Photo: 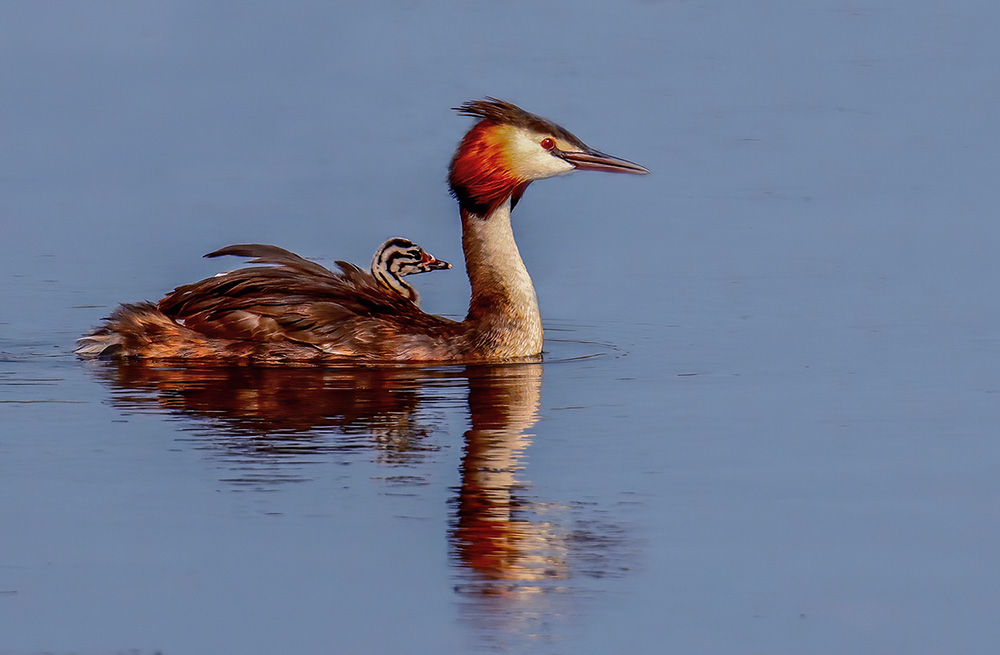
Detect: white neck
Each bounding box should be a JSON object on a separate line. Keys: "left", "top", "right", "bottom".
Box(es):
{"left": 462, "top": 199, "right": 543, "bottom": 358}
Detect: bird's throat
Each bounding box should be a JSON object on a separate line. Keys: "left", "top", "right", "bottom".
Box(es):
{"left": 462, "top": 200, "right": 543, "bottom": 358}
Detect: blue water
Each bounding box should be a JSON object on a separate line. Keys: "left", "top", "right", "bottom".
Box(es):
{"left": 3, "top": 1, "right": 1000, "bottom": 653}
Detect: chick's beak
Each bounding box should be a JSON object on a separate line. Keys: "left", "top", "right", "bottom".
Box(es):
{"left": 559, "top": 146, "right": 649, "bottom": 175}
{"left": 419, "top": 251, "right": 452, "bottom": 272}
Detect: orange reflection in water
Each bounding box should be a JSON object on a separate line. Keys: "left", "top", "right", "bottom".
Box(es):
{"left": 453, "top": 364, "right": 569, "bottom": 590}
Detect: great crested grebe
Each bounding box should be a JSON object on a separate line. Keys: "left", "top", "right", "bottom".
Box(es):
{"left": 77, "top": 98, "right": 647, "bottom": 363}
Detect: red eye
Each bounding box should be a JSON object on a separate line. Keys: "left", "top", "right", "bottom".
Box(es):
{"left": 540, "top": 138, "right": 555, "bottom": 150}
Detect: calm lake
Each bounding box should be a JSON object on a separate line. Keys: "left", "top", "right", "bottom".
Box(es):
{"left": 3, "top": 2, "right": 1000, "bottom": 653}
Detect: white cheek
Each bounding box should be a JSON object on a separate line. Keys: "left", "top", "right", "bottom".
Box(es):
{"left": 534, "top": 154, "right": 575, "bottom": 179}
{"left": 509, "top": 131, "right": 575, "bottom": 180}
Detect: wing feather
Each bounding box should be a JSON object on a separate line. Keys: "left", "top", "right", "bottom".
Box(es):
{"left": 156, "top": 244, "right": 462, "bottom": 358}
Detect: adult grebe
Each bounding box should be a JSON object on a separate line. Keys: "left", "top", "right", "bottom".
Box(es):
{"left": 77, "top": 98, "right": 647, "bottom": 363}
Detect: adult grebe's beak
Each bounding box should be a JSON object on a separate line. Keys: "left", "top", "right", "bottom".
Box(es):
{"left": 559, "top": 146, "right": 649, "bottom": 175}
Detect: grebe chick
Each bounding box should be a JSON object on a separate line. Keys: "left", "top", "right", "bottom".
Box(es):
{"left": 207, "top": 238, "right": 450, "bottom": 307}
{"left": 370, "top": 237, "right": 451, "bottom": 307}
{"left": 77, "top": 98, "right": 647, "bottom": 363}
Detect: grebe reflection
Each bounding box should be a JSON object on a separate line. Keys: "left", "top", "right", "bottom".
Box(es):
{"left": 87, "top": 360, "right": 634, "bottom": 643}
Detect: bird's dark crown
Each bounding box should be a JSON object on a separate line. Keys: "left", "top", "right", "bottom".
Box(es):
{"left": 454, "top": 97, "right": 586, "bottom": 149}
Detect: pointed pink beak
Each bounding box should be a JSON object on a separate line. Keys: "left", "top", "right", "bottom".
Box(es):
{"left": 559, "top": 147, "right": 649, "bottom": 175}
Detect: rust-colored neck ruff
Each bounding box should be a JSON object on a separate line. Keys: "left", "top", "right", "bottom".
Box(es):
{"left": 461, "top": 199, "right": 543, "bottom": 359}
{"left": 449, "top": 122, "right": 529, "bottom": 217}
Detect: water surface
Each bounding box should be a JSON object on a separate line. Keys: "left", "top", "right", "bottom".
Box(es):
{"left": 3, "top": 1, "right": 1000, "bottom": 653}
